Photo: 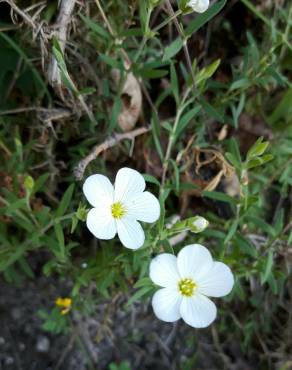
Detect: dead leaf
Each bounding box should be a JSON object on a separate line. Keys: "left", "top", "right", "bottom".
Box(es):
{"left": 217, "top": 124, "right": 228, "bottom": 141}
{"left": 111, "top": 69, "right": 142, "bottom": 132}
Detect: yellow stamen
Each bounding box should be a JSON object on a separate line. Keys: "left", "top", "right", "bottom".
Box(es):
{"left": 111, "top": 202, "right": 126, "bottom": 219}
{"left": 178, "top": 278, "right": 197, "bottom": 297}
{"left": 61, "top": 307, "right": 70, "bottom": 315}
{"left": 55, "top": 297, "right": 72, "bottom": 315}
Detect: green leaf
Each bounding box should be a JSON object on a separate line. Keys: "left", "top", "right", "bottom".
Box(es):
{"left": 126, "top": 286, "right": 153, "bottom": 307}
{"left": 203, "top": 190, "right": 237, "bottom": 205}
{"left": 151, "top": 114, "right": 164, "bottom": 161}
{"left": 32, "top": 173, "right": 50, "bottom": 194}
{"left": 170, "top": 62, "right": 179, "bottom": 104}
{"left": 79, "top": 87, "right": 96, "bottom": 95}
{"left": 249, "top": 216, "right": 276, "bottom": 237}
{"left": 246, "top": 154, "right": 273, "bottom": 169}
{"left": 134, "top": 277, "right": 153, "bottom": 289}
{"left": 196, "top": 59, "right": 221, "bottom": 86}
{"left": 18, "top": 257, "right": 35, "bottom": 278}
{"left": 261, "top": 250, "right": 274, "bottom": 284}
{"left": 230, "top": 78, "right": 250, "bottom": 90}
{"left": 235, "top": 235, "right": 258, "bottom": 258}
{"left": 99, "top": 54, "right": 124, "bottom": 69}
{"left": 143, "top": 174, "right": 160, "bottom": 186}
{"left": 200, "top": 98, "right": 225, "bottom": 123}
{"left": 169, "top": 159, "right": 180, "bottom": 192}
{"left": 224, "top": 220, "right": 239, "bottom": 244}
{"left": 109, "top": 96, "right": 122, "bottom": 132}
{"left": 52, "top": 39, "right": 78, "bottom": 94}
{"left": 163, "top": 37, "right": 184, "bottom": 61}
{"left": 227, "top": 138, "right": 242, "bottom": 169}
{"left": 79, "top": 14, "right": 110, "bottom": 39}
{"left": 56, "top": 184, "right": 75, "bottom": 218}
{"left": 268, "top": 88, "right": 292, "bottom": 125}
{"left": 247, "top": 137, "right": 269, "bottom": 159}
{"left": 138, "top": 68, "right": 169, "bottom": 79}
{"left": 185, "top": 0, "right": 227, "bottom": 36}
{"left": 54, "top": 222, "right": 65, "bottom": 255}
{"left": 175, "top": 106, "right": 200, "bottom": 138}
{"left": 231, "top": 93, "right": 245, "bottom": 128}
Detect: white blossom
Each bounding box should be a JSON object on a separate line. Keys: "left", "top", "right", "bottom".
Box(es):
{"left": 150, "top": 244, "right": 234, "bottom": 328}
{"left": 83, "top": 168, "right": 160, "bottom": 250}
{"left": 187, "top": 0, "right": 209, "bottom": 13}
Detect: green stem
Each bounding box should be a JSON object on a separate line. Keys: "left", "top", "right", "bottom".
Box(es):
{"left": 161, "top": 87, "right": 192, "bottom": 187}
{"left": 153, "top": 9, "right": 182, "bottom": 33}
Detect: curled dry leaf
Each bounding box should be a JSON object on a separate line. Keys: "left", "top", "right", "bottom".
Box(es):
{"left": 111, "top": 69, "right": 142, "bottom": 132}
{"left": 197, "top": 148, "right": 235, "bottom": 192}
{"left": 179, "top": 146, "right": 239, "bottom": 195}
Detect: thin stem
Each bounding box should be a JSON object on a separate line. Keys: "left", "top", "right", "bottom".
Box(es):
{"left": 94, "top": 0, "right": 115, "bottom": 36}
{"left": 161, "top": 87, "right": 192, "bottom": 186}
{"left": 153, "top": 9, "right": 182, "bottom": 33}
{"left": 134, "top": 9, "right": 183, "bottom": 64}
{"left": 94, "top": 0, "right": 130, "bottom": 64}
{"left": 39, "top": 213, "right": 75, "bottom": 237}
{"left": 165, "top": 0, "right": 197, "bottom": 90}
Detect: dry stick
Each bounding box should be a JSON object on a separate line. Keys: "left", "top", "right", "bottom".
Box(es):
{"left": 47, "top": 0, "right": 97, "bottom": 125}
{"left": 47, "top": 0, "right": 76, "bottom": 87}
{"left": 1, "top": 0, "right": 36, "bottom": 29}
{"left": 55, "top": 332, "right": 78, "bottom": 370}
{"left": 74, "top": 126, "right": 150, "bottom": 180}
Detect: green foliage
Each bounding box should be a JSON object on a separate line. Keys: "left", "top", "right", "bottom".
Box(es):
{"left": 0, "top": 0, "right": 291, "bottom": 368}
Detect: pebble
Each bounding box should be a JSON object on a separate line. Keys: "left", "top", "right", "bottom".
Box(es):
{"left": 11, "top": 307, "right": 21, "bottom": 320}
{"left": 36, "top": 336, "right": 50, "bottom": 353}
{"left": 5, "top": 357, "right": 14, "bottom": 366}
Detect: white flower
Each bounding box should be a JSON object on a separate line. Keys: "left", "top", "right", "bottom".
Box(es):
{"left": 149, "top": 244, "right": 234, "bottom": 328}
{"left": 187, "top": 0, "right": 209, "bottom": 13}
{"left": 83, "top": 167, "right": 160, "bottom": 250}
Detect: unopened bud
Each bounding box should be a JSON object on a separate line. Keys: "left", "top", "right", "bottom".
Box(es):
{"left": 24, "top": 175, "right": 34, "bottom": 192}
{"left": 189, "top": 216, "right": 209, "bottom": 233}
{"left": 187, "top": 0, "right": 209, "bottom": 13}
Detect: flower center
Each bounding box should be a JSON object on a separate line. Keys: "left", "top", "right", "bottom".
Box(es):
{"left": 111, "top": 202, "right": 126, "bottom": 219}
{"left": 178, "top": 278, "right": 197, "bottom": 297}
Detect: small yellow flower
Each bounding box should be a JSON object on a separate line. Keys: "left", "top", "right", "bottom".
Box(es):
{"left": 55, "top": 297, "right": 72, "bottom": 315}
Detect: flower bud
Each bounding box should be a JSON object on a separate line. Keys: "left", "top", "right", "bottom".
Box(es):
{"left": 187, "top": 0, "right": 209, "bottom": 13}
{"left": 24, "top": 175, "right": 34, "bottom": 194}
{"left": 189, "top": 216, "right": 209, "bottom": 233}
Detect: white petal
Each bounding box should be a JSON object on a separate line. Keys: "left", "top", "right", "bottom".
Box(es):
{"left": 125, "top": 191, "right": 160, "bottom": 223}
{"left": 116, "top": 217, "right": 145, "bottom": 249}
{"left": 180, "top": 294, "right": 217, "bottom": 328}
{"left": 149, "top": 254, "right": 180, "bottom": 287}
{"left": 86, "top": 207, "right": 116, "bottom": 240}
{"left": 197, "top": 262, "right": 234, "bottom": 297}
{"left": 83, "top": 174, "right": 114, "bottom": 208}
{"left": 152, "top": 288, "right": 182, "bottom": 322}
{"left": 188, "top": 0, "right": 209, "bottom": 13}
{"left": 114, "top": 167, "right": 145, "bottom": 203}
{"left": 177, "top": 244, "right": 213, "bottom": 281}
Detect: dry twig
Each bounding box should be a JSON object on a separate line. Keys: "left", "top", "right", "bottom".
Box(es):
{"left": 1, "top": 0, "right": 36, "bottom": 29}
{"left": 47, "top": 0, "right": 77, "bottom": 90}
{"left": 74, "top": 126, "right": 150, "bottom": 180}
